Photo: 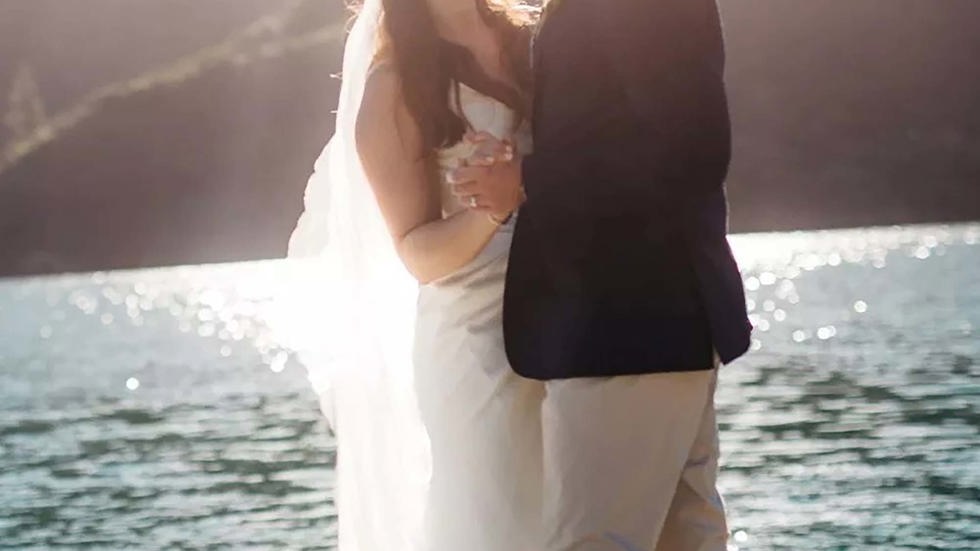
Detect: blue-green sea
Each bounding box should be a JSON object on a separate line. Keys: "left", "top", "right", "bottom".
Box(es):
{"left": 1, "top": 224, "right": 978, "bottom": 550}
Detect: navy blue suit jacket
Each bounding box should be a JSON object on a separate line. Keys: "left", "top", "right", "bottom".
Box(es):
{"left": 503, "top": 0, "right": 752, "bottom": 380}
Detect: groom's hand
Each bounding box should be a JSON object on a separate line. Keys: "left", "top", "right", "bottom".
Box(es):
{"left": 447, "top": 131, "right": 524, "bottom": 218}
{"left": 448, "top": 158, "right": 524, "bottom": 219}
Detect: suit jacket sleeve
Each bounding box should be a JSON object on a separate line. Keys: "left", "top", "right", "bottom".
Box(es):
{"left": 522, "top": 0, "right": 731, "bottom": 225}
{"left": 521, "top": 0, "right": 610, "bottom": 219}
{"left": 518, "top": 0, "right": 625, "bottom": 268}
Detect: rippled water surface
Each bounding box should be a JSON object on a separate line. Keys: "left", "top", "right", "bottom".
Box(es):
{"left": 2, "top": 224, "right": 978, "bottom": 550}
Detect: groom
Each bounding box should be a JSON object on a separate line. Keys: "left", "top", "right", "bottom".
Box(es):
{"left": 452, "top": 0, "right": 751, "bottom": 548}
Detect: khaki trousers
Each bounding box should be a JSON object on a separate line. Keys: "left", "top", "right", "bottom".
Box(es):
{"left": 540, "top": 367, "right": 726, "bottom": 551}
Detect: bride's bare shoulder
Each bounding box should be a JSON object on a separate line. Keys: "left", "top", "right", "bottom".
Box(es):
{"left": 357, "top": 59, "right": 419, "bottom": 154}
{"left": 363, "top": 49, "right": 401, "bottom": 97}
{"left": 358, "top": 62, "right": 400, "bottom": 124}
{"left": 359, "top": 57, "right": 403, "bottom": 119}
{"left": 368, "top": 47, "right": 396, "bottom": 77}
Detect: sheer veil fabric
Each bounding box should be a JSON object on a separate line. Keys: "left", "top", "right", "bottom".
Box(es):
{"left": 281, "top": 0, "right": 430, "bottom": 548}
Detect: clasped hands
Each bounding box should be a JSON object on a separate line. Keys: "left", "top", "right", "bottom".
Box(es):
{"left": 446, "top": 132, "right": 525, "bottom": 224}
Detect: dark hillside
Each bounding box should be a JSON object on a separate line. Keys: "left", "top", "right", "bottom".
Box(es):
{"left": 1, "top": 0, "right": 978, "bottom": 276}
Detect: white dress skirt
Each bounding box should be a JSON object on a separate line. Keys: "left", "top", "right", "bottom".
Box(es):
{"left": 411, "top": 84, "right": 544, "bottom": 551}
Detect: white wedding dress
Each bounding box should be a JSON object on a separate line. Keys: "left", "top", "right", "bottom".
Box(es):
{"left": 412, "top": 83, "right": 543, "bottom": 551}
{"left": 282, "top": 3, "right": 543, "bottom": 547}
{"left": 284, "top": 66, "right": 543, "bottom": 551}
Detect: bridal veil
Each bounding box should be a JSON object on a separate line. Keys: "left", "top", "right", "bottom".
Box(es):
{"left": 279, "top": 1, "right": 429, "bottom": 548}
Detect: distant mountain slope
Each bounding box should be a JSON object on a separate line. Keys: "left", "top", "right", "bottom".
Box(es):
{"left": 0, "top": 0, "right": 281, "bottom": 114}
{"left": 0, "top": 0, "right": 978, "bottom": 277}
{"left": 723, "top": 0, "right": 980, "bottom": 231}
{"left": 0, "top": 0, "right": 347, "bottom": 275}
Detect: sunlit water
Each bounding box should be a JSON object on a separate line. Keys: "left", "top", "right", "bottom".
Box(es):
{"left": 2, "top": 224, "right": 978, "bottom": 550}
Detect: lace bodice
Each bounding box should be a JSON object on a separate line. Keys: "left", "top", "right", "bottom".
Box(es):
{"left": 436, "top": 83, "right": 532, "bottom": 217}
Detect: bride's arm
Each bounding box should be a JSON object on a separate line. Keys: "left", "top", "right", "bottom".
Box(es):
{"left": 355, "top": 67, "right": 500, "bottom": 284}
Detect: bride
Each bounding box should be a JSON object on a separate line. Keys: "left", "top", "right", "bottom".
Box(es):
{"left": 286, "top": 0, "right": 543, "bottom": 549}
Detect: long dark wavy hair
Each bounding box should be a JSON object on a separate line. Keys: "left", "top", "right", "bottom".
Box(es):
{"left": 375, "top": 0, "right": 535, "bottom": 155}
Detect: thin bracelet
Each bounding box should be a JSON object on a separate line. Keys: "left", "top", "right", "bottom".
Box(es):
{"left": 488, "top": 186, "right": 524, "bottom": 226}
{"left": 488, "top": 211, "right": 513, "bottom": 226}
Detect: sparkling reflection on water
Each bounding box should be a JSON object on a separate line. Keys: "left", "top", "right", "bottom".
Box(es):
{"left": 1, "top": 224, "right": 978, "bottom": 550}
